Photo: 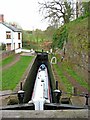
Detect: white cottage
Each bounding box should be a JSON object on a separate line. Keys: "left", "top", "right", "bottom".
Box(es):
{"left": 0, "top": 14, "right": 22, "bottom": 51}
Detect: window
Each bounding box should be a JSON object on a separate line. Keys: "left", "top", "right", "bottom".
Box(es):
{"left": 6, "top": 31, "right": 11, "bottom": 39}
{"left": 18, "top": 33, "right": 20, "bottom": 39}
{"left": 18, "top": 43, "right": 21, "bottom": 48}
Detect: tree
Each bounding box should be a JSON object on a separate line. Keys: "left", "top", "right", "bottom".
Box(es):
{"left": 82, "top": 2, "right": 90, "bottom": 16}
{"left": 33, "top": 29, "right": 45, "bottom": 42}
{"left": 75, "top": 1, "right": 90, "bottom": 19}
{"left": 39, "top": 0, "right": 73, "bottom": 26}
{"left": 76, "top": 1, "right": 84, "bottom": 18}
{"left": 76, "top": 2, "right": 79, "bottom": 18}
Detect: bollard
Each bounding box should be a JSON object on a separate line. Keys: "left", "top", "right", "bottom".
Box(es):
{"left": 85, "top": 93, "right": 89, "bottom": 106}
{"left": 53, "top": 90, "right": 62, "bottom": 103}
{"left": 17, "top": 82, "right": 25, "bottom": 104}
{"left": 18, "top": 90, "right": 25, "bottom": 104}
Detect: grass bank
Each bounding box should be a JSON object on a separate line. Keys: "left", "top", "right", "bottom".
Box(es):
{"left": 2, "top": 56, "right": 34, "bottom": 90}
{"left": 2, "top": 54, "right": 15, "bottom": 66}
{"left": 61, "top": 61, "right": 89, "bottom": 91}
{"left": 53, "top": 64, "right": 72, "bottom": 93}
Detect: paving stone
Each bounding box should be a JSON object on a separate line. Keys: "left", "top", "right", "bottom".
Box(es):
{"left": 1, "top": 109, "right": 89, "bottom": 118}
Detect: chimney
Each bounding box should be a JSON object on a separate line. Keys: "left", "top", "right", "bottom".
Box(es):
{"left": 0, "top": 14, "right": 4, "bottom": 23}
{"left": 11, "top": 23, "right": 17, "bottom": 27}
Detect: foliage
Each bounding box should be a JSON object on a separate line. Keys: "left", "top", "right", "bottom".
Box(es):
{"left": 22, "top": 41, "right": 38, "bottom": 50}
{"left": 44, "top": 26, "right": 56, "bottom": 41}
{"left": 22, "top": 29, "right": 45, "bottom": 42}
{"left": 33, "top": 29, "right": 45, "bottom": 42}
{"left": 67, "top": 16, "right": 88, "bottom": 53}
{"left": 0, "top": 43, "right": 6, "bottom": 50}
{"left": 75, "top": 1, "right": 90, "bottom": 18}
{"left": 22, "top": 27, "right": 56, "bottom": 50}
{"left": 82, "top": 2, "right": 90, "bottom": 16}
{"left": 52, "top": 25, "right": 68, "bottom": 49}
{"left": 64, "top": 2, "right": 73, "bottom": 23}
{"left": 2, "top": 56, "right": 34, "bottom": 90}
{"left": 50, "top": 13, "right": 89, "bottom": 93}
{"left": 22, "top": 29, "right": 47, "bottom": 50}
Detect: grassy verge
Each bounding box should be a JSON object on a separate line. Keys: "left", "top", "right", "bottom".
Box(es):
{"left": 53, "top": 64, "right": 72, "bottom": 93}
{"left": 2, "top": 56, "right": 34, "bottom": 90}
{"left": 51, "top": 53, "right": 89, "bottom": 92}
{"left": 2, "top": 54, "right": 15, "bottom": 66}
{"left": 54, "top": 53, "right": 89, "bottom": 91}
{"left": 62, "top": 62, "right": 89, "bottom": 91}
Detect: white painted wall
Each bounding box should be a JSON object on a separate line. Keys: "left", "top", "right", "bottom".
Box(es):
{"left": 0, "top": 23, "right": 12, "bottom": 44}
{"left": 13, "top": 32, "right": 22, "bottom": 49}
{"left": 0, "top": 23, "right": 22, "bottom": 51}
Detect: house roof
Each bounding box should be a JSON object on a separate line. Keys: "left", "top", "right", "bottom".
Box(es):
{"left": 0, "top": 22, "right": 22, "bottom": 32}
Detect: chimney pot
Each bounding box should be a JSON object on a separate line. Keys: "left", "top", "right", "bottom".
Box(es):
{"left": 0, "top": 14, "right": 4, "bottom": 23}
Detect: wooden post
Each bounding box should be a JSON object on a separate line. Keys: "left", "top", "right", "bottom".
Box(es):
{"left": 20, "top": 82, "right": 22, "bottom": 90}
{"left": 72, "top": 87, "right": 77, "bottom": 96}
{"left": 85, "top": 94, "right": 89, "bottom": 106}
{"left": 56, "top": 80, "right": 58, "bottom": 89}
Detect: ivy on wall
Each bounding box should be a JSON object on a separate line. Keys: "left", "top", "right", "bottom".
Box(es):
{"left": 52, "top": 25, "right": 68, "bottom": 49}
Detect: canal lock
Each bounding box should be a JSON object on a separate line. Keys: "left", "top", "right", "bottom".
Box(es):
{"left": 23, "top": 52, "right": 55, "bottom": 105}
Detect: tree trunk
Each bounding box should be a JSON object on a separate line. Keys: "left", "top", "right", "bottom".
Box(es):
{"left": 76, "top": 2, "right": 79, "bottom": 18}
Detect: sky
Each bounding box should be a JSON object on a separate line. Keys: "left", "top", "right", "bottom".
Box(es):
{"left": 0, "top": 0, "right": 88, "bottom": 30}
{"left": 0, "top": 0, "right": 49, "bottom": 30}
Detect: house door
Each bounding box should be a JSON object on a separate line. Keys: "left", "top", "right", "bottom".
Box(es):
{"left": 18, "top": 43, "right": 21, "bottom": 48}
{"left": 6, "top": 43, "right": 11, "bottom": 51}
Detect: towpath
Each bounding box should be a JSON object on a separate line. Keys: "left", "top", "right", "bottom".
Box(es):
{"left": 2, "top": 54, "right": 20, "bottom": 71}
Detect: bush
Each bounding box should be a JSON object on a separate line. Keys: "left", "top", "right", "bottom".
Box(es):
{"left": 22, "top": 41, "right": 38, "bottom": 50}
{"left": 0, "top": 43, "right": 6, "bottom": 50}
